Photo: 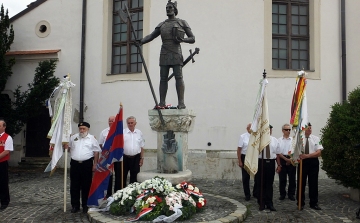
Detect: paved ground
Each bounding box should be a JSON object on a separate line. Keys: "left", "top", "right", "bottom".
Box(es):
{"left": 0, "top": 167, "right": 359, "bottom": 222}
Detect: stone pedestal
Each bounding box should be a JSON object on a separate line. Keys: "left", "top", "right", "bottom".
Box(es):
{"left": 137, "top": 109, "right": 195, "bottom": 184}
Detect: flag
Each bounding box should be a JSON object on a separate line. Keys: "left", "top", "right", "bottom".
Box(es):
{"left": 244, "top": 78, "right": 271, "bottom": 177}
{"left": 87, "top": 105, "right": 124, "bottom": 207}
{"left": 290, "top": 70, "right": 309, "bottom": 164}
{"left": 44, "top": 75, "right": 75, "bottom": 174}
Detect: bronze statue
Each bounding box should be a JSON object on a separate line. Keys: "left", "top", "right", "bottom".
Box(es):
{"left": 140, "top": 0, "right": 195, "bottom": 109}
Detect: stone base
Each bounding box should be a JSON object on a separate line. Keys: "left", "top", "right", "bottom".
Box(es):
{"left": 137, "top": 169, "right": 192, "bottom": 185}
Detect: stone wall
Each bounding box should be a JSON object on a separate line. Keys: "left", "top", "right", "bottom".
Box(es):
{"left": 140, "top": 149, "right": 329, "bottom": 180}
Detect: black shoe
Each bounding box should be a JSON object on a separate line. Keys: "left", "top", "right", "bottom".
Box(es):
{"left": 245, "top": 195, "right": 251, "bottom": 201}
{"left": 0, "top": 205, "right": 8, "bottom": 210}
{"left": 71, "top": 207, "right": 80, "bottom": 213}
{"left": 279, "top": 195, "right": 285, "bottom": 200}
{"left": 83, "top": 207, "right": 88, "bottom": 213}
{"left": 267, "top": 205, "right": 276, "bottom": 211}
{"left": 310, "top": 205, "right": 321, "bottom": 210}
{"left": 288, "top": 195, "right": 295, "bottom": 201}
{"left": 259, "top": 206, "right": 265, "bottom": 211}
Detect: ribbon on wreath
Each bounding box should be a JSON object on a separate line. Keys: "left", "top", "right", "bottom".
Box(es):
{"left": 178, "top": 182, "right": 203, "bottom": 197}
{"left": 128, "top": 206, "right": 154, "bottom": 222}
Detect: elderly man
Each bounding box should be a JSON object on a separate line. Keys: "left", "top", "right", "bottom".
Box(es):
{"left": 140, "top": 0, "right": 195, "bottom": 109}
{"left": 65, "top": 122, "right": 101, "bottom": 213}
{"left": 0, "top": 120, "right": 13, "bottom": 210}
{"left": 237, "top": 123, "right": 254, "bottom": 201}
{"left": 121, "top": 116, "right": 144, "bottom": 187}
{"left": 297, "top": 123, "right": 323, "bottom": 210}
{"left": 98, "top": 116, "right": 117, "bottom": 197}
{"left": 255, "top": 125, "right": 281, "bottom": 211}
{"left": 278, "top": 123, "right": 296, "bottom": 201}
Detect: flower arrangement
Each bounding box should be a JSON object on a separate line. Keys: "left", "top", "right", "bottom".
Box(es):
{"left": 109, "top": 182, "right": 139, "bottom": 215}
{"left": 109, "top": 176, "right": 206, "bottom": 222}
{"left": 175, "top": 181, "right": 206, "bottom": 211}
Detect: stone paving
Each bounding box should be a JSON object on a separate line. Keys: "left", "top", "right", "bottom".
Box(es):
{"left": 0, "top": 167, "right": 359, "bottom": 222}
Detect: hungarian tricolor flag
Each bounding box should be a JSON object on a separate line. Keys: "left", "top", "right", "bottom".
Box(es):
{"left": 87, "top": 105, "right": 124, "bottom": 207}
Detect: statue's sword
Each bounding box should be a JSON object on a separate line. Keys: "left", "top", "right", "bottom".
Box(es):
{"left": 117, "top": 6, "right": 165, "bottom": 126}
{"left": 168, "top": 47, "right": 200, "bottom": 81}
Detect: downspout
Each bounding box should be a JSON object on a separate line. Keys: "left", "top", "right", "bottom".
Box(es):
{"left": 79, "top": 0, "right": 87, "bottom": 122}
{"left": 341, "top": 0, "right": 347, "bottom": 102}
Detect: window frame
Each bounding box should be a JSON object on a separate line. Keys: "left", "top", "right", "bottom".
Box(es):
{"left": 264, "top": 0, "right": 321, "bottom": 79}
{"left": 110, "top": 0, "right": 144, "bottom": 75}
{"left": 272, "top": 0, "right": 310, "bottom": 70}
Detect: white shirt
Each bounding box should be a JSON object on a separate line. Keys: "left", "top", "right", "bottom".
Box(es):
{"left": 258, "top": 136, "right": 281, "bottom": 159}
{"left": 304, "top": 135, "right": 324, "bottom": 154}
{"left": 238, "top": 132, "right": 250, "bottom": 155}
{"left": 124, "top": 128, "right": 144, "bottom": 156}
{"left": 0, "top": 133, "right": 13, "bottom": 151}
{"left": 98, "top": 127, "right": 110, "bottom": 146}
{"left": 69, "top": 133, "right": 101, "bottom": 161}
{"left": 278, "top": 136, "right": 292, "bottom": 155}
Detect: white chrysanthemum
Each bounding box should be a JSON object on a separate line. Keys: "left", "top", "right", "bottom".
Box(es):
{"left": 194, "top": 187, "right": 199, "bottom": 193}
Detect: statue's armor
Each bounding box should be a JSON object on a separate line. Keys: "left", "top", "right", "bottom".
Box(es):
{"left": 156, "top": 18, "right": 190, "bottom": 66}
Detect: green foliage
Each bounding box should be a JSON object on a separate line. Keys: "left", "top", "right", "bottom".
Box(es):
{"left": 0, "top": 60, "right": 60, "bottom": 136}
{"left": 0, "top": 4, "right": 15, "bottom": 92}
{"left": 109, "top": 201, "right": 133, "bottom": 216}
{"left": 321, "top": 86, "right": 360, "bottom": 189}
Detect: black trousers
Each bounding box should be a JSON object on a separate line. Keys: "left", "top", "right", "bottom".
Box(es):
{"left": 70, "top": 158, "right": 93, "bottom": 208}
{"left": 255, "top": 159, "right": 276, "bottom": 206}
{"left": 279, "top": 156, "right": 296, "bottom": 197}
{"left": 0, "top": 161, "right": 10, "bottom": 206}
{"left": 106, "top": 161, "right": 121, "bottom": 197}
{"left": 240, "top": 154, "right": 251, "bottom": 197}
{"left": 119, "top": 153, "right": 141, "bottom": 188}
{"left": 296, "top": 158, "right": 319, "bottom": 207}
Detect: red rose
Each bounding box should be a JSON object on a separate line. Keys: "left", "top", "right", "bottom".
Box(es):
{"left": 197, "top": 202, "right": 202, "bottom": 208}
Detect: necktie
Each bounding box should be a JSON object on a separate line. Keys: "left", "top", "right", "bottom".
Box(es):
{"left": 305, "top": 137, "right": 309, "bottom": 154}
{"left": 266, "top": 145, "right": 270, "bottom": 159}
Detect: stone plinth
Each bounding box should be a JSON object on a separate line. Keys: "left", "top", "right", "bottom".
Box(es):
{"left": 137, "top": 109, "right": 195, "bottom": 183}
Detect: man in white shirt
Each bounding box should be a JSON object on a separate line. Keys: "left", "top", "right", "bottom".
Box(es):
{"left": 0, "top": 120, "right": 13, "bottom": 210}
{"left": 255, "top": 125, "right": 282, "bottom": 211}
{"left": 237, "top": 123, "right": 253, "bottom": 201}
{"left": 65, "top": 122, "right": 101, "bottom": 213}
{"left": 278, "top": 123, "right": 296, "bottom": 201}
{"left": 98, "top": 116, "right": 116, "bottom": 197}
{"left": 121, "top": 116, "right": 144, "bottom": 187}
{"left": 297, "top": 123, "right": 323, "bottom": 210}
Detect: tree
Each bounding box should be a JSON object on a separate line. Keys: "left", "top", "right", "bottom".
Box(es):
{"left": 0, "top": 60, "right": 60, "bottom": 136}
{"left": 321, "top": 86, "right": 360, "bottom": 189}
{"left": 0, "top": 4, "right": 15, "bottom": 92}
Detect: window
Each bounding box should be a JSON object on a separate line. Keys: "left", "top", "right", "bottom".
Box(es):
{"left": 111, "top": 0, "right": 143, "bottom": 74}
{"left": 272, "top": 0, "right": 309, "bottom": 70}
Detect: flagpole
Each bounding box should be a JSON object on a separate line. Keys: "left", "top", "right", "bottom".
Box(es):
{"left": 64, "top": 148, "right": 68, "bottom": 212}
{"left": 260, "top": 150, "right": 264, "bottom": 210}
{"left": 121, "top": 161, "right": 124, "bottom": 189}
{"left": 259, "top": 70, "right": 267, "bottom": 211}
{"left": 298, "top": 159, "right": 303, "bottom": 210}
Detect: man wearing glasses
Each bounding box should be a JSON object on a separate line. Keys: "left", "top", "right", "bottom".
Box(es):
{"left": 277, "top": 124, "right": 296, "bottom": 201}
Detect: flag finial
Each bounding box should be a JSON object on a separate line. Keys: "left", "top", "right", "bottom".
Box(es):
{"left": 263, "top": 69, "right": 267, "bottom": 79}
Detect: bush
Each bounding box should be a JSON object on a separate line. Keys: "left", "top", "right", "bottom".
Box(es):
{"left": 321, "top": 86, "right": 360, "bottom": 189}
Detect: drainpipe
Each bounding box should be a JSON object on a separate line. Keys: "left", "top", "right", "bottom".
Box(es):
{"left": 79, "top": 0, "right": 87, "bottom": 122}
{"left": 341, "top": 0, "right": 347, "bottom": 102}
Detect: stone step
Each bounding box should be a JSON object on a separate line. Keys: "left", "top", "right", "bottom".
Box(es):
{"left": 18, "top": 157, "right": 50, "bottom": 168}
